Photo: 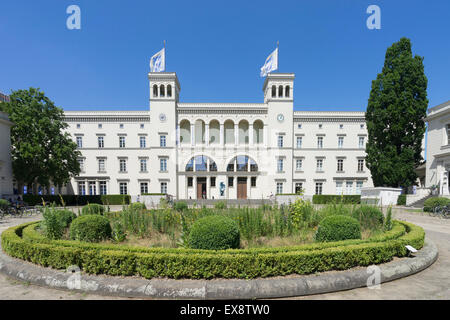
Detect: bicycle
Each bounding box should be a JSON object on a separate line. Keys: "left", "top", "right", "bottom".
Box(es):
{"left": 432, "top": 205, "right": 450, "bottom": 219}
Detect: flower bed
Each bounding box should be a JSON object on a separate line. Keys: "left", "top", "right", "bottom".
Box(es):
{"left": 1, "top": 220, "right": 424, "bottom": 279}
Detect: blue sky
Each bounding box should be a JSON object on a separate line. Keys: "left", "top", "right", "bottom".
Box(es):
{"left": 0, "top": 0, "right": 449, "bottom": 111}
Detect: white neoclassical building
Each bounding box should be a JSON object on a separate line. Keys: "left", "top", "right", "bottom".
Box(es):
{"left": 0, "top": 111, "right": 14, "bottom": 198}
{"left": 425, "top": 100, "right": 450, "bottom": 195}
{"left": 63, "top": 72, "right": 374, "bottom": 200}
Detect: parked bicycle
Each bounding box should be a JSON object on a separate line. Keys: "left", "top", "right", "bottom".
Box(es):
{"left": 432, "top": 205, "right": 450, "bottom": 219}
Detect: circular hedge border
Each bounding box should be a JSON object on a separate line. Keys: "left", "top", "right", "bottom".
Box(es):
{"left": 1, "top": 220, "right": 424, "bottom": 279}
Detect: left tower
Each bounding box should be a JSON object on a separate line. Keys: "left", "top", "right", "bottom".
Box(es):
{"left": 148, "top": 72, "right": 180, "bottom": 197}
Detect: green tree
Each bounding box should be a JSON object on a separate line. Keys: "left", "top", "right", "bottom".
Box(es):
{"left": 365, "top": 38, "right": 428, "bottom": 188}
{"left": 0, "top": 88, "right": 80, "bottom": 194}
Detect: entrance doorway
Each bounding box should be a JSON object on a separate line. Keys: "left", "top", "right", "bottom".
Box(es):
{"left": 197, "top": 177, "right": 207, "bottom": 199}
{"left": 237, "top": 177, "right": 247, "bottom": 199}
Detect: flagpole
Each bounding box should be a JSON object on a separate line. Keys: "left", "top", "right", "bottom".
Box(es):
{"left": 164, "top": 40, "right": 166, "bottom": 71}
{"left": 277, "top": 41, "right": 279, "bottom": 73}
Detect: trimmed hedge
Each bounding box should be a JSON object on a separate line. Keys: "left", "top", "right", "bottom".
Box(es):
{"left": 2, "top": 220, "right": 424, "bottom": 279}
{"left": 129, "top": 202, "right": 147, "bottom": 211}
{"left": 187, "top": 215, "right": 240, "bottom": 250}
{"left": 22, "top": 194, "right": 131, "bottom": 206}
{"left": 423, "top": 197, "right": 450, "bottom": 212}
{"left": 315, "top": 215, "right": 361, "bottom": 242}
{"left": 312, "top": 195, "right": 361, "bottom": 204}
{"left": 69, "top": 215, "right": 112, "bottom": 242}
{"left": 397, "top": 194, "right": 407, "bottom": 206}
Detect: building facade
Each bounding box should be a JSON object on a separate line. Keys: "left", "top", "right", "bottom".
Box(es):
{"left": 425, "top": 100, "right": 450, "bottom": 195}
{"left": 0, "top": 111, "right": 14, "bottom": 198}
{"left": 63, "top": 72, "right": 374, "bottom": 199}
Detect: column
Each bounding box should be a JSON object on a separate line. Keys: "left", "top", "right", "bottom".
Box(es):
{"left": 263, "top": 124, "right": 268, "bottom": 147}
{"left": 191, "top": 123, "right": 195, "bottom": 146}
{"left": 234, "top": 123, "right": 239, "bottom": 146}
{"left": 247, "top": 177, "right": 251, "bottom": 199}
{"left": 207, "top": 176, "right": 211, "bottom": 199}
{"left": 194, "top": 177, "right": 198, "bottom": 199}
{"left": 249, "top": 123, "right": 254, "bottom": 146}
{"left": 220, "top": 123, "right": 224, "bottom": 146}
{"left": 176, "top": 124, "right": 180, "bottom": 146}
{"left": 205, "top": 123, "right": 209, "bottom": 146}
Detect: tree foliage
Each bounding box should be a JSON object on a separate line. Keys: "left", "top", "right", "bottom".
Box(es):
{"left": 0, "top": 88, "right": 80, "bottom": 193}
{"left": 365, "top": 38, "right": 428, "bottom": 188}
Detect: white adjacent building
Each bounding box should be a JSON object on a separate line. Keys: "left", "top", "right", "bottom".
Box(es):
{"left": 0, "top": 111, "right": 14, "bottom": 198}
{"left": 425, "top": 100, "right": 450, "bottom": 195}
{"left": 63, "top": 72, "right": 374, "bottom": 200}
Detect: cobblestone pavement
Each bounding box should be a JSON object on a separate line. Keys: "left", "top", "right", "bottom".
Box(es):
{"left": 0, "top": 209, "right": 448, "bottom": 300}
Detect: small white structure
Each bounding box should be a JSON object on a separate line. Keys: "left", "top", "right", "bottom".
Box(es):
{"left": 0, "top": 111, "right": 14, "bottom": 199}
{"left": 360, "top": 187, "right": 402, "bottom": 206}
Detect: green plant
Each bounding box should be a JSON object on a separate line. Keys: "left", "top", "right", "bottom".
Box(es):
{"left": 0, "top": 199, "right": 9, "bottom": 212}
{"left": 111, "top": 220, "right": 127, "bottom": 243}
{"left": 129, "top": 202, "right": 146, "bottom": 211}
{"left": 385, "top": 206, "right": 393, "bottom": 231}
{"left": 188, "top": 215, "right": 240, "bottom": 250}
{"left": 351, "top": 205, "right": 384, "bottom": 230}
{"left": 315, "top": 215, "right": 361, "bottom": 242}
{"left": 174, "top": 201, "right": 188, "bottom": 212}
{"left": 288, "top": 199, "right": 316, "bottom": 228}
{"left": 423, "top": 197, "right": 450, "bottom": 212}
{"left": 81, "top": 203, "right": 105, "bottom": 216}
{"left": 312, "top": 195, "right": 361, "bottom": 204}
{"left": 41, "top": 207, "right": 65, "bottom": 240}
{"left": 214, "top": 201, "right": 227, "bottom": 210}
{"left": 55, "top": 209, "right": 77, "bottom": 228}
{"left": 69, "top": 215, "right": 112, "bottom": 242}
{"left": 397, "top": 194, "right": 407, "bottom": 206}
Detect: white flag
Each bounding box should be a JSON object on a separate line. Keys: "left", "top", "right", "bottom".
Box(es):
{"left": 260, "top": 47, "right": 278, "bottom": 77}
{"left": 150, "top": 48, "right": 165, "bottom": 72}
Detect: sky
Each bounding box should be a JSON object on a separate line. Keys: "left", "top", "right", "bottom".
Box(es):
{"left": 0, "top": 0, "right": 449, "bottom": 112}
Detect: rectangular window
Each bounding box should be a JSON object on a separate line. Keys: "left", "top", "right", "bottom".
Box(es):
{"left": 277, "top": 135, "right": 284, "bottom": 148}
{"left": 140, "top": 182, "right": 148, "bottom": 194}
{"left": 277, "top": 158, "right": 284, "bottom": 172}
{"left": 336, "top": 181, "right": 343, "bottom": 195}
{"left": 296, "top": 159, "right": 303, "bottom": 171}
{"left": 98, "top": 136, "right": 104, "bottom": 148}
{"left": 88, "top": 181, "right": 96, "bottom": 196}
{"left": 276, "top": 182, "right": 283, "bottom": 194}
{"left": 228, "top": 177, "right": 234, "bottom": 187}
{"left": 78, "top": 182, "right": 86, "bottom": 195}
{"left": 187, "top": 177, "right": 193, "bottom": 187}
{"left": 317, "top": 136, "right": 323, "bottom": 149}
{"left": 160, "top": 182, "right": 167, "bottom": 194}
{"left": 337, "top": 159, "right": 344, "bottom": 172}
{"left": 119, "top": 159, "right": 127, "bottom": 172}
{"left": 315, "top": 182, "right": 323, "bottom": 195}
{"left": 99, "top": 181, "right": 107, "bottom": 195}
{"left": 119, "top": 182, "right": 128, "bottom": 195}
{"left": 316, "top": 159, "right": 323, "bottom": 171}
{"left": 140, "top": 136, "right": 146, "bottom": 148}
{"left": 76, "top": 136, "right": 83, "bottom": 148}
{"left": 251, "top": 177, "right": 256, "bottom": 187}
{"left": 160, "top": 135, "right": 166, "bottom": 147}
{"left": 358, "top": 159, "right": 365, "bottom": 172}
{"left": 140, "top": 159, "right": 147, "bottom": 172}
{"left": 160, "top": 158, "right": 167, "bottom": 172}
{"left": 356, "top": 181, "right": 363, "bottom": 195}
{"left": 98, "top": 159, "right": 105, "bottom": 172}
{"left": 98, "top": 123, "right": 102, "bottom": 129}
{"left": 78, "top": 159, "right": 84, "bottom": 172}
{"left": 447, "top": 124, "right": 450, "bottom": 145}
{"left": 119, "top": 136, "right": 126, "bottom": 148}
{"left": 346, "top": 181, "right": 353, "bottom": 195}
{"left": 359, "top": 137, "right": 365, "bottom": 149}
{"left": 295, "top": 182, "right": 303, "bottom": 194}
{"left": 210, "top": 177, "right": 216, "bottom": 187}
{"left": 338, "top": 136, "right": 344, "bottom": 148}
{"left": 296, "top": 136, "right": 302, "bottom": 149}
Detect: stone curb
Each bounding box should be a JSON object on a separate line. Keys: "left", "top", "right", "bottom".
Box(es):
{"left": 0, "top": 232, "right": 438, "bottom": 299}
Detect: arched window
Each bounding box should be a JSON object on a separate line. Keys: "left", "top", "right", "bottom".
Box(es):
{"left": 285, "top": 85, "right": 290, "bottom": 98}
{"left": 253, "top": 120, "right": 264, "bottom": 144}
{"left": 179, "top": 120, "right": 191, "bottom": 144}
{"left": 160, "top": 85, "right": 165, "bottom": 97}
{"left": 209, "top": 120, "right": 220, "bottom": 144}
{"left": 224, "top": 120, "right": 235, "bottom": 144}
{"left": 271, "top": 85, "right": 276, "bottom": 98}
{"left": 185, "top": 156, "right": 217, "bottom": 172}
{"left": 238, "top": 120, "right": 249, "bottom": 144}
{"left": 153, "top": 85, "right": 158, "bottom": 97}
{"left": 227, "top": 156, "right": 258, "bottom": 172}
{"left": 278, "top": 85, "right": 283, "bottom": 98}
{"left": 167, "top": 85, "right": 172, "bottom": 97}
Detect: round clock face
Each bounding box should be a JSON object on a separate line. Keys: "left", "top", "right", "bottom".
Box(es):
{"left": 277, "top": 114, "right": 284, "bottom": 122}
{"left": 159, "top": 113, "right": 167, "bottom": 122}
